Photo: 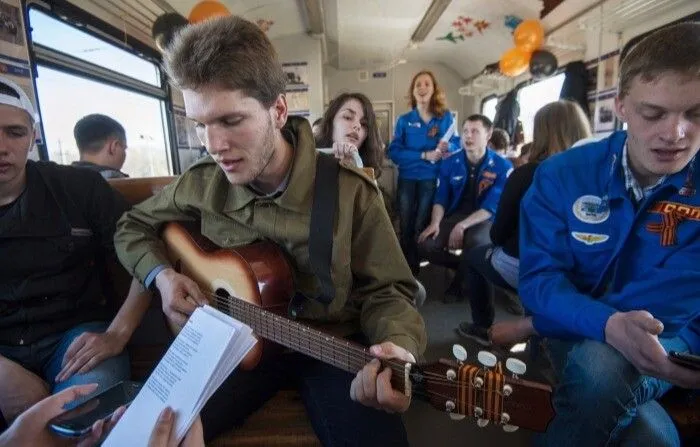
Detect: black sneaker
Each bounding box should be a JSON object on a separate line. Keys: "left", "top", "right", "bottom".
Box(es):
{"left": 455, "top": 322, "right": 491, "bottom": 346}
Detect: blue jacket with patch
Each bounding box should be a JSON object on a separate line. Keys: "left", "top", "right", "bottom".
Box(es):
{"left": 519, "top": 131, "right": 700, "bottom": 354}
{"left": 388, "top": 109, "right": 461, "bottom": 180}
{"left": 434, "top": 149, "right": 512, "bottom": 217}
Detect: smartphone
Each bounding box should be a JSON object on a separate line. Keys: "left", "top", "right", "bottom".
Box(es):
{"left": 669, "top": 351, "right": 700, "bottom": 371}
{"left": 48, "top": 380, "right": 142, "bottom": 437}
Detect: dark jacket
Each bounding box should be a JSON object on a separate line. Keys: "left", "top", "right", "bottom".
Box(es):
{"left": 490, "top": 162, "right": 538, "bottom": 257}
{"left": 0, "top": 161, "right": 129, "bottom": 345}
{"left": 71, "top": 161, "right": 128, "bottom": 179}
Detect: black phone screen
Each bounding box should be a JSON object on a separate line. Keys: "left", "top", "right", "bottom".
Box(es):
{"left": 669, "top": 351, "right": 700, "bottom": 371}
{"left": 49, "top": 380, "right": 143, "bottom": 437}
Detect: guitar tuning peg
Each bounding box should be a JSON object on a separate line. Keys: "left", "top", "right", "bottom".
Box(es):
{"left": 477, "top": 350, "right": 497, "bottom": 368}
{"left": 449, "top": 413, "right": 466, "bottom": 421}
{"left": 502, "top": 424, "right": 519, "bottom": 432}
{"left": 506, "top": 358, "right": 527, "bottom": 376}
{"left": 477, "top": 418, "right": 490, "bottom": 428}
{"left": 452, "top": 344, "right": 468, "bottom": 362}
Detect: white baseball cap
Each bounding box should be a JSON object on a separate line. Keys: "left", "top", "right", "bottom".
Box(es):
{"left": 0, "top": 75, "right": 39, "bottom": 124}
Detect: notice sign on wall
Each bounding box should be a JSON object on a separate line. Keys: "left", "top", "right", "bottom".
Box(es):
{"left": 282, "top": 61, "right": 310, "bottom": 117}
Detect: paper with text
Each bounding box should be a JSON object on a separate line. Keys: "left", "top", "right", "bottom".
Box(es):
{"left": 103, "top": 305, "right": 255, "bottom": 446}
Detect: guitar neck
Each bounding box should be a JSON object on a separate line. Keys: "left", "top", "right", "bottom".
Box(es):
{"left": 217, "top": 296, "right": 397, "bottom": 378}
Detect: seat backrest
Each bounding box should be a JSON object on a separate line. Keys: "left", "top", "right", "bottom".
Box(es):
{"left": 108, "top": 176, "right": 177, "bottom": 205}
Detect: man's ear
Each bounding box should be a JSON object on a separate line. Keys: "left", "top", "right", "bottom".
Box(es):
{"left": 271, "top": 94, "right": 288, "bottom": 129}
{"left": 106, "top": 138, "right": 119, "bottom": 156}
{"left": 614, "top": 95, "right": 626, "bottom": 123}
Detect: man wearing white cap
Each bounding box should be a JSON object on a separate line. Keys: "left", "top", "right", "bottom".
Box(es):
{"left": 0, "top": 76, "right": 148, "bottom": 427}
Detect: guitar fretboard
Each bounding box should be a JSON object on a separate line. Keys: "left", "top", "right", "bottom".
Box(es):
{"left": 214, "top": 294, "right": 407, "bottom": 392}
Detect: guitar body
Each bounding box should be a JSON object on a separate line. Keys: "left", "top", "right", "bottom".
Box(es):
{"left": 162, "top": 222, "right": 294, "bottom": 370}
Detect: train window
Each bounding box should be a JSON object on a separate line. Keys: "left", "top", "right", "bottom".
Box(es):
{"left": 29, "top": 9, "right": 160, "bottom": 87}
{"left": 35, "top": 66, "right": 171, "bottom": 177}
{"left": 28, "top": 7, "right": 173, "bottom": 177}
{"left": 481, "top": 96, "right": 498, "bottom": 122}
{"left": 517, "top": 73, "right": 565, "bottom": 142}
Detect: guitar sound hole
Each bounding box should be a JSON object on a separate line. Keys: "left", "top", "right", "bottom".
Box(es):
{"left": 214, "top": 288, "right": 234, "bottom": 315}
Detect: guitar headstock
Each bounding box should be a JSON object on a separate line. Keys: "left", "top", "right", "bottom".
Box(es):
{"left": 413, "top": 344, "right": 554, "bottom": 433}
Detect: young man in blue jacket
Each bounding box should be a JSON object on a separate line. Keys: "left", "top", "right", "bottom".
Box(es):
{"left": 520, "top": 22, "right": 700, "bottom": 446}
{"left": 418, "top": 115, "right": 511, "bottom": 334}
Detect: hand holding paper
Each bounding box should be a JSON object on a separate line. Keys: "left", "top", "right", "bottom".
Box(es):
{"left": 103, "top": 306, "right": 256, "bottom": 446}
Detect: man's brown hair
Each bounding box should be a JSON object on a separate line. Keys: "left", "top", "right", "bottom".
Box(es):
{"left": 163, "top": 16, "right": 286, "bottom": 107}
{"left": 618, "top": 22, "right": 700, "bottom": 98}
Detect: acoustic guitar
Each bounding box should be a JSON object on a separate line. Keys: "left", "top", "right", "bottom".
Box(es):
{"left": 162, "top": 222, "right": 554, "bottom": 432}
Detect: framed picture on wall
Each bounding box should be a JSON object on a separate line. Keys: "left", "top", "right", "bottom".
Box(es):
{"left": 372, "top": 101, "right": 394, "bottom": 148}
{"left": 593, "top": 95, "right": 616, "bottom": 133}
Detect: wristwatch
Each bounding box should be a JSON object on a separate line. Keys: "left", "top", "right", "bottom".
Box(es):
{"left": 421, "top": 152, "right": 426, "bottom": 160}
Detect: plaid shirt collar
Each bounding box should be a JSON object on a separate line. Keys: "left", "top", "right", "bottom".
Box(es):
{"left": 622, "top": 142, "right": 666, "bottom": 203}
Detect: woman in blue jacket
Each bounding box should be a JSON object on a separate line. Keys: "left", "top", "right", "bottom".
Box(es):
{"left": 388, "top": 70, "right": 459, "bottom": 275}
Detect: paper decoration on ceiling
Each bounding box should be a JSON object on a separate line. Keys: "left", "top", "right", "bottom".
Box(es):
{"left": 437, "top": 15, "right": 490, "bottom": 43}
{"left": 256, "top": 19, "right": 274, "bottom": 32}
{"left": 504, "top": 15, "right": 523, "bottom": 33}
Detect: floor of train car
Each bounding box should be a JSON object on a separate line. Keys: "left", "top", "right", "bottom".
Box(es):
{"left": 404, "top": 263, "right": 551, "bottom": 446}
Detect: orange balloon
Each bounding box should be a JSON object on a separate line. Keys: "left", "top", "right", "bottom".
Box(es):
{"left": 499, "top": 47, "right": 531, "bottom": 77}
{"left": 189, "top": 1, "right": 230, "bottom": 24}
{"left": 513, "top": 19, "right": 545, "bottom": 52}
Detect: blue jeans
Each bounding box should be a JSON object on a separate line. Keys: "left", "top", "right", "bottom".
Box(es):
{"left": 489, "top": 246, "right": 519, "bottom": 289}
{"left": 397, "top": 178, "right": 435, "bottom": 275}
{"left": 0, "top": 321, "right": 130, "bottom": 398}
{"left": 201, "top": 351, "right": 408, "bottom": 446}
{"left": 537, "top": 337, "right": 687, "bottom": 446}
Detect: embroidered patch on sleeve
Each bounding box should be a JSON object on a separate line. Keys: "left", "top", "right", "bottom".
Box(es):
{"left": 571, "top": 231, "right": 610, "bottom": 245}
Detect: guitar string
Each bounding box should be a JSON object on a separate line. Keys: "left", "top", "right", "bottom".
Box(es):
{"left": 195, "top": 292, "right": 523, "bottom": 422}
{"left": 207, "top": 292, "right": 512, "bottom": 389}
{"left": 205, "top": 292, "right": 517, "bottom": 392}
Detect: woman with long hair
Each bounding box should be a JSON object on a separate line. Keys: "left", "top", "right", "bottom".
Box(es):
{"left": 387, "top": 70, "right": 459, "bottom": 275}
{"left": 315, "top": 92, "right": 384, "bottom": 177}
{"left": 315, "top": 92, "right": 427, "bottom": 307}
{"left": 456, "top": 100, "right": 592, "bottom": 345}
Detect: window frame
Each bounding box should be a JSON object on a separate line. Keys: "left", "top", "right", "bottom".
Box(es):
{"left": 25, "top": 1, "right": 181, "bottom": 173}
{"left": 480, "top": 94, "right": 499, "bottom": 121}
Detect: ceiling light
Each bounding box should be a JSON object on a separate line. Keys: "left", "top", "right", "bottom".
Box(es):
{"left": 411, "top": 0, "right": 452, "bottom": 43}
{"left": 300, "top": 0, "right": 324, "bottom": 35}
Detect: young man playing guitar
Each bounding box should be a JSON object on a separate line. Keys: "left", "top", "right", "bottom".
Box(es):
{"left": 519, "top": 23, "right": 700, "bottom": 445}
{"left": 113, "top": 16, "right": 426, "bottom": 445}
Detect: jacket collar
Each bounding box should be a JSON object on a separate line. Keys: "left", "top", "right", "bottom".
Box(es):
{"left": 457, "top": 148, "right": 498, "bottom": 169}
{"left": 606, "top": 131, "right": 698, "bottom": 201}
{"left": 222, "top": 116, "right": 316, "bottom": 213}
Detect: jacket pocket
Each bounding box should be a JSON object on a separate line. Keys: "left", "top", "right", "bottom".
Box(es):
{"left": 201, "top": 213, "right": 257, "bottom": 248}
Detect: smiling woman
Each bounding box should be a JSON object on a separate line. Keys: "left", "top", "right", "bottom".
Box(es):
{"left": 387, "top": 70, "right": 461, "bottom": 275}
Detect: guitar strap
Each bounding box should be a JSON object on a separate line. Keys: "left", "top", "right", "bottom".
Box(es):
{"left": 308, "top": 152, "right": 340, "bottom": 305}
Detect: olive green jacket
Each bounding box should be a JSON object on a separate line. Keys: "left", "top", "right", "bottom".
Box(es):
{"left": 114, "top": 117, "right": 426, "bottom": 356}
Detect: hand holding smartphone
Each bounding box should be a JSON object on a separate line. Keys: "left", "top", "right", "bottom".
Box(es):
{"left": 669, "top": 351, "right": 700, "bottom": 371}
{"left": 48, "top": 380, "right": 142, "bottom": 438}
